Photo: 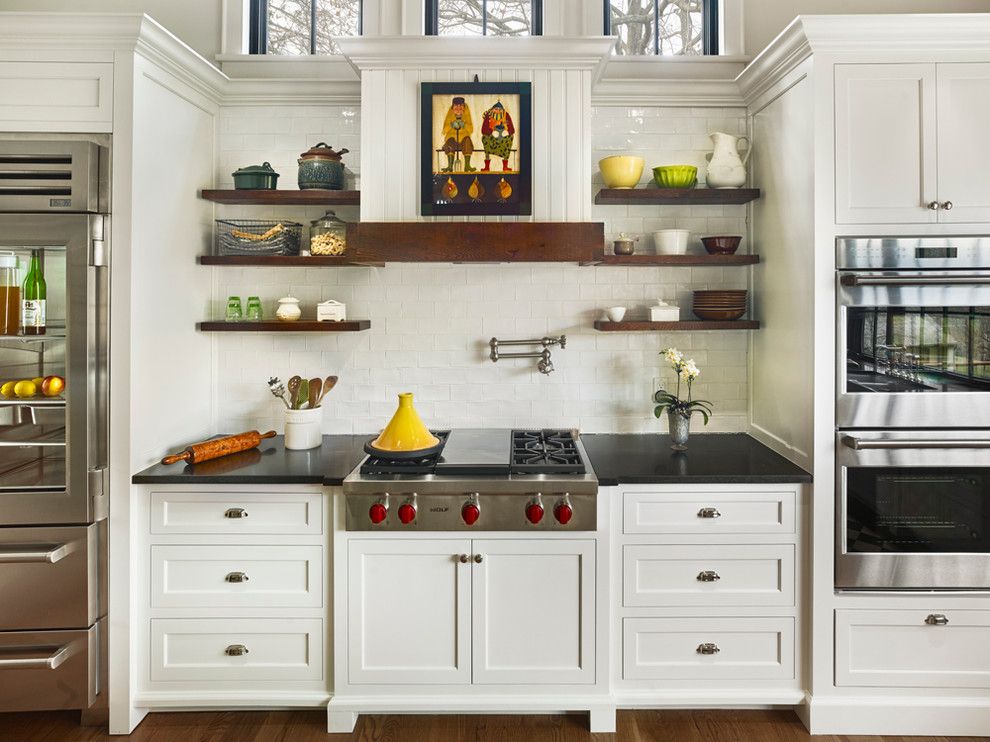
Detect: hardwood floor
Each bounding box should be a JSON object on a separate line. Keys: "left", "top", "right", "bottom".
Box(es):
{"left": 0, "top": 708, "right": 986, "bottom": 742}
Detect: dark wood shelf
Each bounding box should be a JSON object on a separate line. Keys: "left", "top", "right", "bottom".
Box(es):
{"left": 594, "top": 188, "right": 761, "bottom": 205}
{"left": 199, "top": 255, "right": 384, "bottom": 267}
{"left": 198, "top": 320, "right": 371, "bottom": 332}
{"left": 592, "top": 253, "right": 759, "bottom": 266}
{"left": 594, "top": 320, "right": 760, "bottom": 332}
{"left": 201, "top": 189, "right": 360, "bottom": 206}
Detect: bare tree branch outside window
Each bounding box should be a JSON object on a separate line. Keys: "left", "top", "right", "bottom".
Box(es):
{"left": 437, "top": 0, "right": 532, "bottom": 36}
{"left": 609, "top": 0, "right": 703, "bottom": 56}
{"left": 266, "top": 0, "right": 361, "bottom": 55}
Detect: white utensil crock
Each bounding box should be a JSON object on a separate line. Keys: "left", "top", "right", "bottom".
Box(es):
{"left": 284, "top": 406, "right": 322, "bottom": 450}
{"left": 653, "top": 229, "right": 690, "bottom": 255}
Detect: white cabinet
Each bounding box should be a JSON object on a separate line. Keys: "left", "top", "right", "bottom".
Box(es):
{"left": 347, "top": 538, "right": 596, "bottom": 686}
{"left": 835, "top": 62, "right": 990, "bottom": 224}
{"left": 0, "top": 61, "right": 113, "bottom": 132}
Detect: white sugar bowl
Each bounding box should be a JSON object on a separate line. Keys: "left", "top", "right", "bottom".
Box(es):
{"left": 275, "top": 296, "right": 302, "bottom": 322}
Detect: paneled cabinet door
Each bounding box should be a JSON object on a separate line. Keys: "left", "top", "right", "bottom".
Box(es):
{"left": 834, "top": 64, "right": 938, "bottom": 224}
{"left": 936, "top": 63, "right": 990, "bottom": 223}
{"left": 471, "top": 539, "right": 595, "bottom": 685}
{"left": 347, "top": 539, "right": 471, "bottom": 685}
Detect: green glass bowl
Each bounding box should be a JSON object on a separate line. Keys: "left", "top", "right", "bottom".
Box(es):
{"left": 653, "top": 165, "right": 698, "bottom": 189}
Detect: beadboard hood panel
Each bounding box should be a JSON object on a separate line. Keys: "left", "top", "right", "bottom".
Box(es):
{"left": 338, "top": 37, "right": 614, "bottom": 222}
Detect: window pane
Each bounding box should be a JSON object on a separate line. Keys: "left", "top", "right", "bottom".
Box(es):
{"left": 609, "top": 0, "right": 657, "bottom": 55}
{"left": 316, "top": 0, "right": 361, "bottom": 54}
{"left": 486, "top": 1, "right": 531, "bottom": 36}
{"left": 437, "top": 0, "right": 485, "bottom": 36}
{"left": 658, "top": 0, "right": 703, "bottom": 55}
{"left": 437, "top": 0, "right": 532, "bottom": 36}
{"left": 267, "top": 0, "right": 312, "bottom": 55}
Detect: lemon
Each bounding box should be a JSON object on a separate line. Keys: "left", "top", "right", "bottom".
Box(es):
{"left": 31, "top": 377, "right": 44, "bottom": 386}
{"left": 13, "top": 380, "right": 37, "bottom": 398}
{"left": 0, "top": 381, "right": 15, "bottom": 398}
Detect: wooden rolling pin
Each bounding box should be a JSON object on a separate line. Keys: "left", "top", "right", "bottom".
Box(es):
{"left": 161, "top": 430, "right": 276, "bottom": 466}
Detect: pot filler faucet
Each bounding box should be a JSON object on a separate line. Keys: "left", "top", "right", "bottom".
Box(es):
{"left": 490, "top": 335, "right": 566, "bottom": 374}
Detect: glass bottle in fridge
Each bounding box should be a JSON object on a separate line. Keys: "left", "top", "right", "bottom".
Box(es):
{"left": 0, "top": 251, "right": 19, "bottom": 335}
{"left": 21, "top": 249, "right": 46, "bottom": 335}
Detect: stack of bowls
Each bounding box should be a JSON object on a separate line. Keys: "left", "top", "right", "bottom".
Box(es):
{"left": 693, "top": 290, "right": 747, "bottom": 321}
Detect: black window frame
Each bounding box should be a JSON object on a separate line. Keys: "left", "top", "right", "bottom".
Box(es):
{"left": 426, "top": 0, "right": 543, "bottom": 37}
{"left": 248, "top": 0, "right": 364, "bottom": 55}
{"left": 604, "top": 0, "right": 719, "bottom": 56}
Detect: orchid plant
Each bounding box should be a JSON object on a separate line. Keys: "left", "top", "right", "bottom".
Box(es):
{"left": 653, "top": 347, "right": 713, "bottom": 425}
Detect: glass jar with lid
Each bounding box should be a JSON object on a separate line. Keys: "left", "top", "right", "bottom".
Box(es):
{"left": 309, "top": 210, "right": 347, "bottom": 256}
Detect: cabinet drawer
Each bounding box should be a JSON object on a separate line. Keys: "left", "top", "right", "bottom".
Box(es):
{"left": 150, "top": 618, "right": 323, "bottom": 682}
{"left": 150, "top": 545, "right": 323, "bottom": 609}
{"left": 623, "top": 544, "right": 795, "bottom": 607}
{"left": 836, "top": 609, "right": 990, "bottom": 689}
{"left": 623, "top": 617, "right": 795, "bottom": 681}
{"left": 0, "top": 623, "right": 99, "bottom": 711}
{"left": 150, "top": 491, "right": 322, "bottom": 535}
{"left": 623, "top": 490, "right": 796, "bottom": 535}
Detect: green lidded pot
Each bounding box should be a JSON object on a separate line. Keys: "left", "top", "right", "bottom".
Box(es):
{"left": 232, "top": 161, "right": 279, "bottom": 190}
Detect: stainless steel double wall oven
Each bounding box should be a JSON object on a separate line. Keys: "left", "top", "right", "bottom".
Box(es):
{"left": 836, "top": 237, "right": 990, "bottom": 590}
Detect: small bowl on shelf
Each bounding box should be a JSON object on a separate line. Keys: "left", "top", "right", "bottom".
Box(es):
{"left": 700, "top": 235, "right": 742, "bottom": 255}
{"left": 653, "top": 165, "right": 698, "bottom": 189}
{"left": 653, "top": 229, "right": 690, "bottom": 255}
{"left": 599, "top": 155, "right": 645, "bottom": 189}
{"left": 606, "top": 306, "right": 627, "bottom": 322}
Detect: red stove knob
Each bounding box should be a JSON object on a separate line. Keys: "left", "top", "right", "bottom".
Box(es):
{"left": 525, "top": 502, "right": 545, "bottom": 524}
{"left": 398, "top": 502, "right": 417, "bottom": 525}
{"left": 462, "top": 502, "right": 481, "bottom": 525}
{"left": 369, "top": 502, "right": 388, "bottom": 524}
{"left": 554, "top": 502, "right": 574, "bottom": 525}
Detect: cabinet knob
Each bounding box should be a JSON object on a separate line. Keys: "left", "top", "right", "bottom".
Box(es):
{"left": 925, "top": 613, "right": 949, "bottom": 626}
{"left": 224, "top": 644, "right": 249, "bottom": 656}
{"left": 225, "top": 571, "right": 249, "bottom": 583}
{"left": 473, "top": 554, "right": 484, "bottom": 564}
{"left": 697, "top": 570, "right": 721, "bottom": 582}
{"left": 696, "top": 642, "right": 720, "bottom": 655}
{"left": 458, "top": 554, "right": 469, "bottom": 563}
{"left": 224, "top": 507, "right": 248, "bottom": 519}
{"left": 697, "top": 507, "right": 721, "bottom": 519}
{"left": 927, "top": 201, "right": 941, "bottom": 210}
{"left": 942, "top": 200, "right": 953, "bottom": 211}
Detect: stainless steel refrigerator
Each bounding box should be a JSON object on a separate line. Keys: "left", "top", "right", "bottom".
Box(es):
{"left": 0, "top": 139, "right": 109, "bottom": 714}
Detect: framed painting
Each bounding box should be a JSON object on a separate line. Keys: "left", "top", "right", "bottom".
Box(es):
{"left": 420, "top": 81, "right": 532, "bottom": 216}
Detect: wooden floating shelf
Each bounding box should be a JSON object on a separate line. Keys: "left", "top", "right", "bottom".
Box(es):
{"left": 593, "top": 253, "right": 760, "bottom": 266}
{"left": 594, "top": 320, "right": 760, "bottom": 332}
{"left": 594, "top": 188, "right": 761, "bottom": 205}
{"left": 200, "top": 189, "right": 360, "bottom": 206}
{"left": 199, "top": 255, "right": 384, "bottom": 267}
{"left": 198, "top": 321, "right": 371, "bottom": 332}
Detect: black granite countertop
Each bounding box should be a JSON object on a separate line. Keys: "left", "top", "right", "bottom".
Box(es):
{"left": 131, "top": 435, "right": 368, "bottom": 485}
{"left": 580, "top": 433, "right": 811, "bottom": 486}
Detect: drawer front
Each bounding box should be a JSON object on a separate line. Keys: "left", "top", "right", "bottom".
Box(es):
{"left": 623, "top": 617, "right": 795, "bottom": 681}
{"left": 836, "top": 609, "right": 990, "bottom": 689}
{"left": 623, "top": 544, "right": 795, "bottom": 607}
{"left": 150, "top": 545, "right": 323, "bottom": 609}
{"left": 150, "top": 618, "right": 323, "bottom": 682}
{"left": 0, "top": 524, "right": 98, "bottom": 630}
{"left": 623, "top": 490, "right": 796, "bottom": 535}
{"left": 0, "top": 623, "right": 99, "bottom": 711}
{"left": 150, "top": 491, "right": 323, "bottom": 535}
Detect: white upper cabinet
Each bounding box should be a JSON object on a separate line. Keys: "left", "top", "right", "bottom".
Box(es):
{"left": 835, "top": 62, "right": 990, "bottom": 225}
{"left": 936, "top": 64, "right": 990, "bottom": 223}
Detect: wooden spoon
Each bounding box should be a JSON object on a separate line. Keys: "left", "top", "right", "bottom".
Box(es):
{"left": 318, "top": 375, "right": 338, "bottom": 406}
{"left": 309, "top": 377, "right": 322, "bottom": 409}
{"left": 286, "top": 376, "right": 302, "bottom": 409}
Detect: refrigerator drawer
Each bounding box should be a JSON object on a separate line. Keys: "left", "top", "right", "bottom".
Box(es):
{"left": 0, "top": 622, "right": 99, "bottom": 711}
{"left": 0, "top": 524, "right": 100, "bottom": 630}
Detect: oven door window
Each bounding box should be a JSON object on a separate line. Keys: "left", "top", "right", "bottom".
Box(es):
{"left": 846, "top": 467, "right": 990, "bottom": 553}
{"left": 844, "top": 306, "right": 990, "bottom": 393}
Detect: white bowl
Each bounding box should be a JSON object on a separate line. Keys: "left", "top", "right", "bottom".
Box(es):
{"left": 607, "top": 306, "right": 627, "bottom": 322}
{"left": 653, "top": 229, "right": 690, "bottom": 255}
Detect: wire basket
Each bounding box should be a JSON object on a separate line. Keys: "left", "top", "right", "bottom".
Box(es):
{"left": 215, "top": 219, "right": 303, "bottom": 256}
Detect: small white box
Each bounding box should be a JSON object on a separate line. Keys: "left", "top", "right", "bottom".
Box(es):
{"left": 316, "top": 299, "right": 347, "bottom": 322}
{"left": 650, "top": 300, "right": 680, "bottom": 322}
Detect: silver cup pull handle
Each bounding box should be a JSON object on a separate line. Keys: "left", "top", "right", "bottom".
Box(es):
{"left": 697, "top": 507, "right": 721, "bottom": 519}
{"left": 225, "top": 644, "right": 249, "bottom": 656}
{"left": 225, "top": 571, "right": 249, "bottom": 583}
{"left": 697, "top": 570, "right": 721, "bottom": 582}
{"left": 697, "top": 642, "right": 720, "bottom": 655}
{"left": 224, "top": 507, "right": 248, "bottom": 518}
{"left": 925, "top": 614, "right": 949, "bottom": 626}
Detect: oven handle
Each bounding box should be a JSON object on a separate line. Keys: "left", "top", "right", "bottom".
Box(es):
{"left": 840, "top": 274, "right": 990, "bottom": 287}
{"left": 842, "top": 435, "right": 990, "bottom": 450}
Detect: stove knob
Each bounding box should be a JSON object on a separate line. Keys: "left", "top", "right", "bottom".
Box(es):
{"left": 369, "top": 502, "right": 388, "bottom": 524}
{"left": 554, "top": 494, "right": 574, "bottom": 525}
{"left": 398, "top": 501, "right": 417, "bottom": 525}
{"left": 525, "top": 500, "right": 545, "bottom": 524}
{"left": 462, "top": 502, "right": 481, "bottom": 526}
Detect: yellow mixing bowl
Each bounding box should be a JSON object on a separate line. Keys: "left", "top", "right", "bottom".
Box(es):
{"left": 599, "top": 155, "right": 645, "bottom": 189}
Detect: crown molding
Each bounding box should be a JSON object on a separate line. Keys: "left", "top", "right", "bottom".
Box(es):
{"left": 223, "top": 78, "right": 361, "bottom": 106}
{"left": 595, "top": 56, "right": 749, "bottom": 107}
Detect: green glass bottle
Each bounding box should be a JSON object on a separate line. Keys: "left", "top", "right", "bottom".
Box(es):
{"left": 21, "top": 250, "right": 46, "bottom": 336}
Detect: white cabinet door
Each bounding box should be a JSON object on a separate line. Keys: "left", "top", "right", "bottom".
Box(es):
{"left": 471, "top": 539, "right": 595, "bottom": 685}
{"left": 348, "top": 539, "right": 471, "bottom": 685}
{"left": 0, "top": 62, "right": 113, "bottom": 132}
{"left": 834, "top": 63, "right": 938, "bottom": 224}
{"left": 936, "top": 63, "right": 990, "bottom": 223}
{"left": 836, "top": 609, "right": 990, "bottom": 689}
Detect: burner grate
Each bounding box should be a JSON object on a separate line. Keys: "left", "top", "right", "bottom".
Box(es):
{"left": 360, "top": 431, "right": 450, "bottom": 475}
{"left": 510, "top": 429, "right": 585, "bottom": 474}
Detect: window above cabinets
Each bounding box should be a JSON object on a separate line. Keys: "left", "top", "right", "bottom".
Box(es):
{"left": 606, "top": 0, "right": 719, "bottom": 56}
{"left": 426, "top": 0, "right": 543, "bottom": 37}
{"left": 248, "top": 0, "right": 363, "bottom": 55}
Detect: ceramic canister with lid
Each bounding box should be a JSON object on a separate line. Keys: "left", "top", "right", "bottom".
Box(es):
{"left": 298, "top": 143, "right": 349, "bottom": 190}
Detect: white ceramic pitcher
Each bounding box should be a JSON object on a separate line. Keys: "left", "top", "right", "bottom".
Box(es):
{"left": 705, "top": 132, "right": 751, "bottom": 189}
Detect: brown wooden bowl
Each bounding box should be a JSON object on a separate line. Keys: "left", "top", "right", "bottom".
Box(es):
{"left": 693, "top": 307, "right": 747, "bottom": 321}
{"left": 700, "top": 235, "right": 743, "bottom": 255}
